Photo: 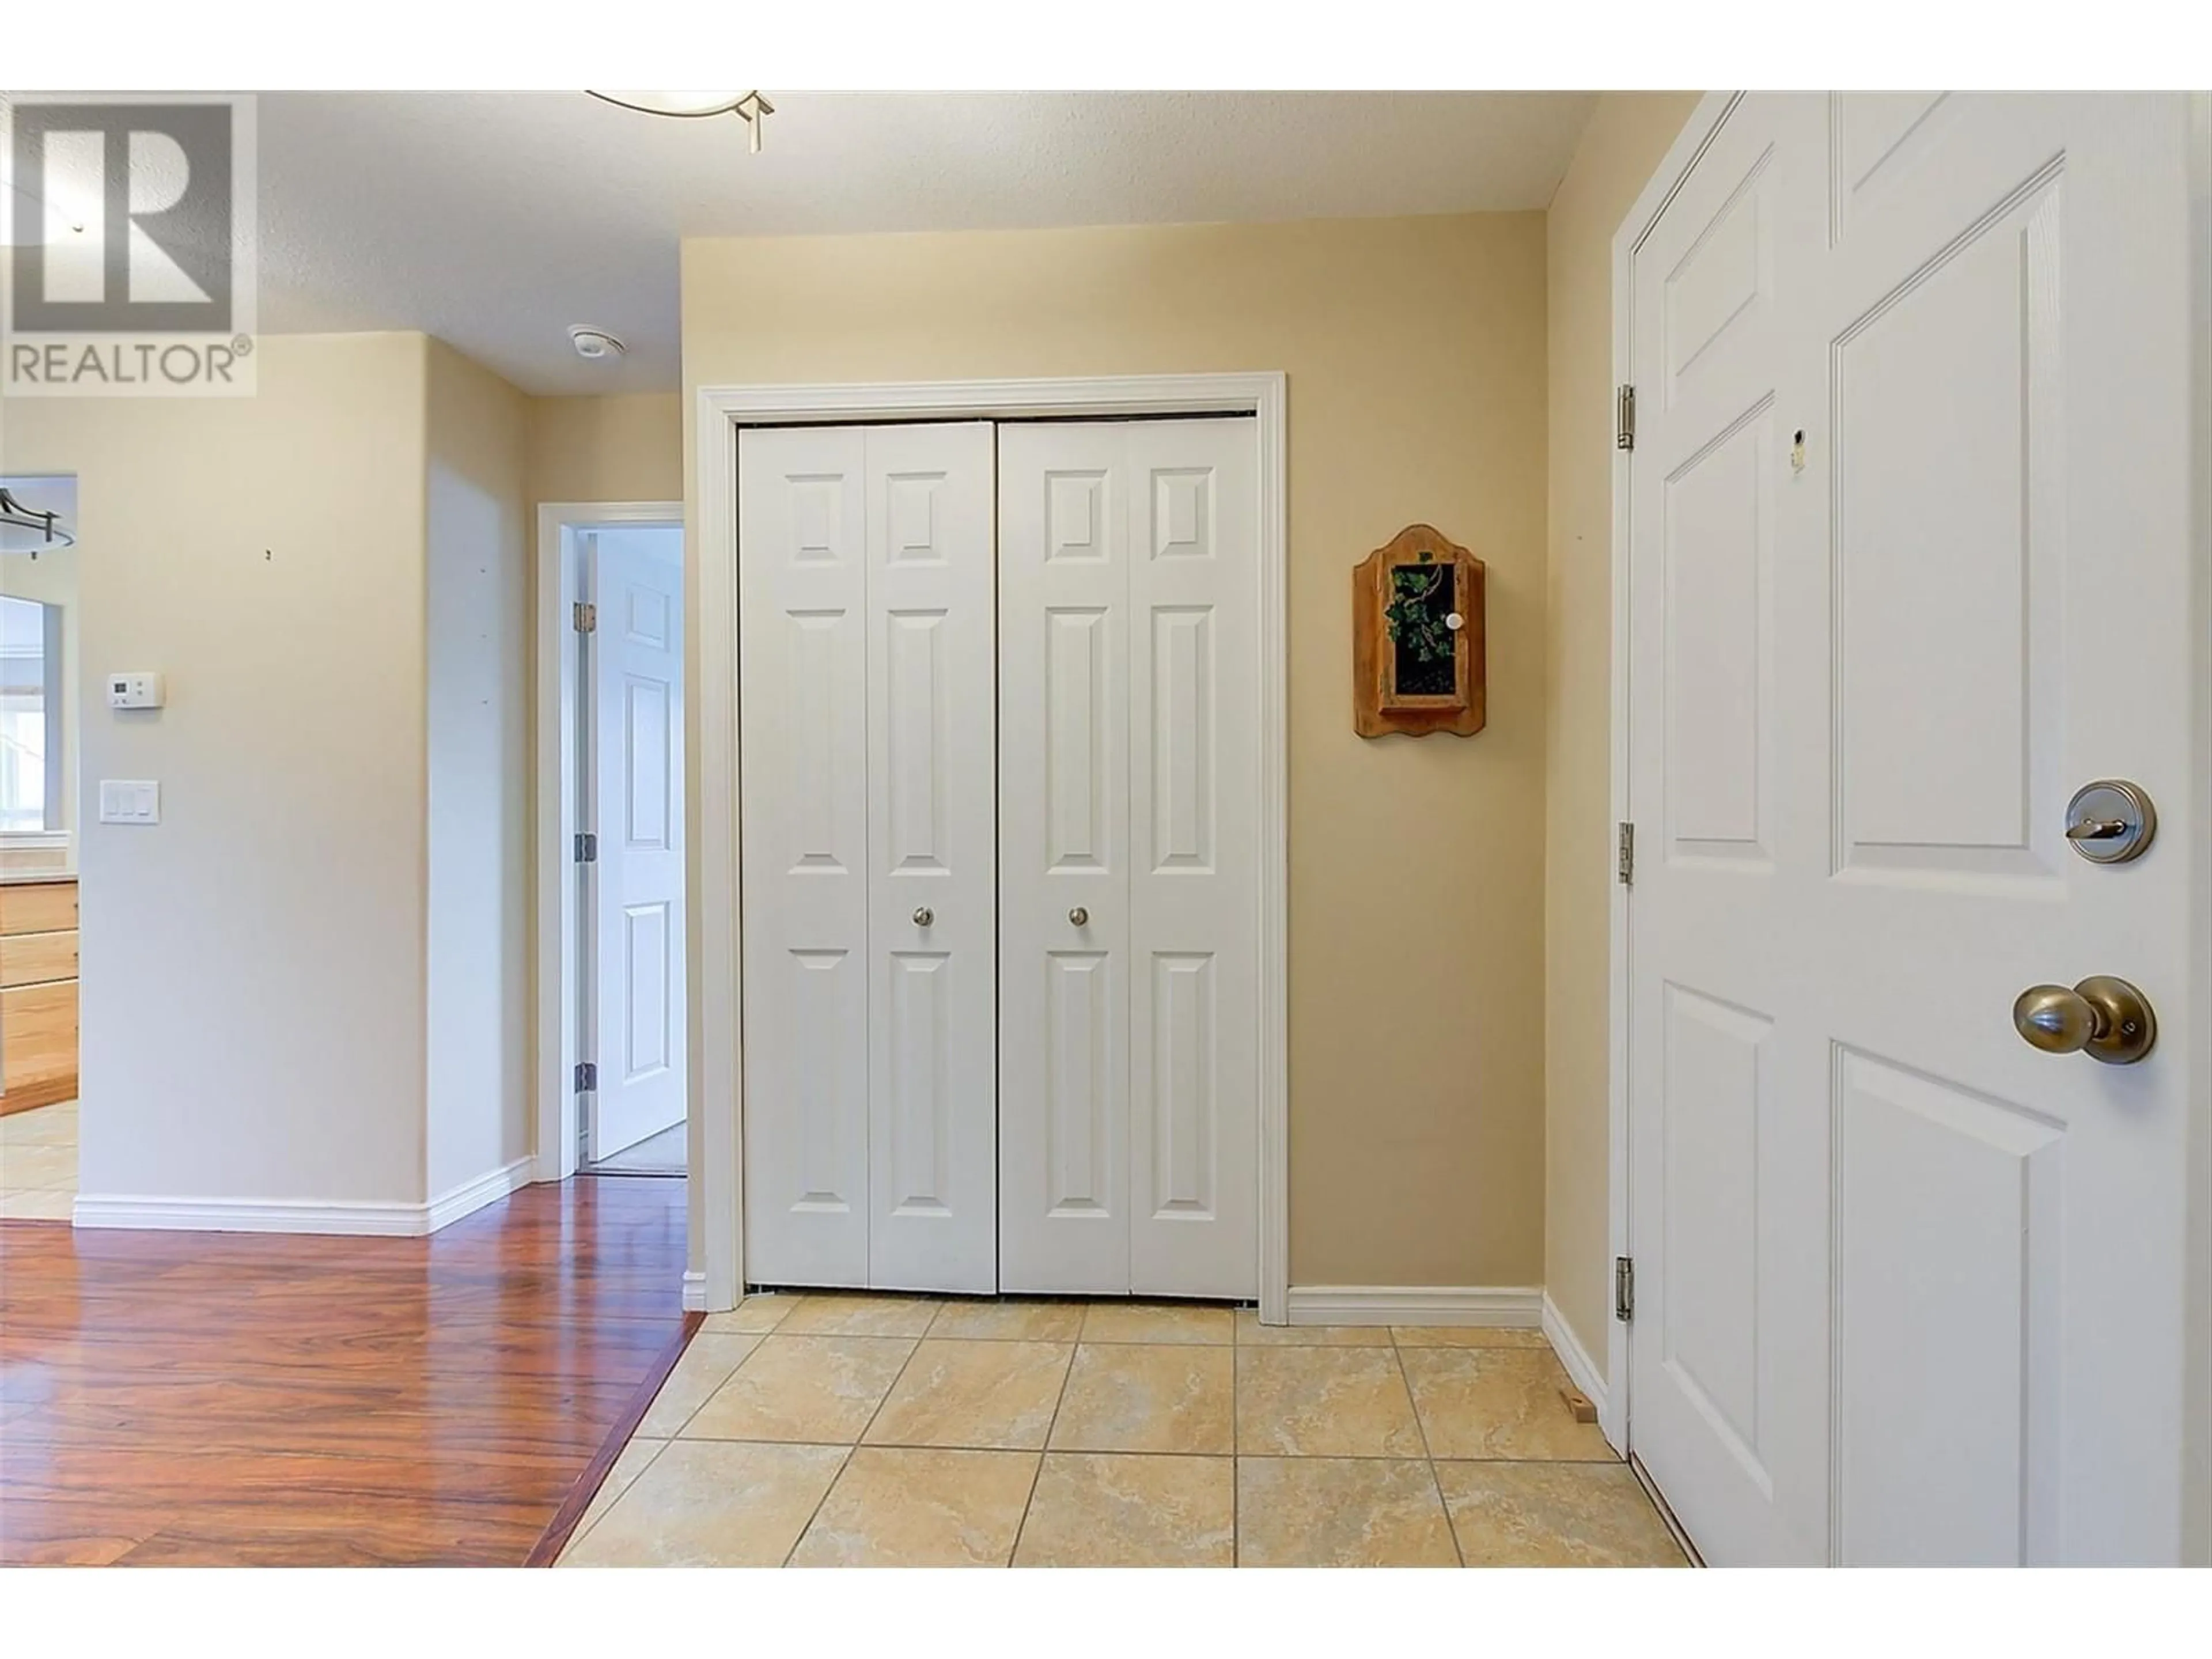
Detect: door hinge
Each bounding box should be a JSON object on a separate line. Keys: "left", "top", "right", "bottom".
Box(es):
{"left": 574, "top": 1061, "right": 597, "bottom": 1093}
{"left": 573, "top": 600, "right": 597, "bottom": 633}
{"left": 1617, "top": 821, "right": 1635, "bottom": 887}
{"left": 1615, "top": 1256, "right": 1635, "bottom": 1323}
{"left": 574, "top": 831, "right": 598, "bottom": 863}
{"left": 1615, "top": 384, "right": 1637, "bottom": 451}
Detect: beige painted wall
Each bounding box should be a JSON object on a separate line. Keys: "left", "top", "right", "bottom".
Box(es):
{"left": 526, "top": 392, "right": 681, "bottom": 510}
{"left": 0, "top": 334, "right": 436, "bottom": 1204}
{"left": 425, "top": 340, "right": 533, "bottom": 1197}
{"left": 683, "top": 212, "right": 1551, "bottom": 1287}
{"left": 1543, "top": 94, "right": 1699, "bottom": 1357}
{"left": 0, "top": 331, "right": 538, "bottom": 1211}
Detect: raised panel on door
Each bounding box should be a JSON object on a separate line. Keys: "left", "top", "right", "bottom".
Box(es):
{"left": 997, "top": 423, "right": 1131, "bottom": 1294}
{"left": 738, "top": 426, "right": 870, "bottom": 1288}
{"left": 1661, "top": 135, "right": 1777, "bottom": 419}
{"left": 1664, "top": 403, "right": 1775, "bottom": 869}
{"left": 1657, "top": 985, "right": 1774, "bottom": 1495}
{"left": 865, "top": 423, "right": 998, "bottom": 1294}
{"left": 1831, "top": 165, "right": 2063, "bottom": 883}
{"left": 1828, "top": 93, "right": 1957, "bottom": 247}
{"left": 1832, "top": 1048, "right": 2062, "bottom": 1563}
{"left": 1126, "top": 419, "right": 1258, "bottom": 1300}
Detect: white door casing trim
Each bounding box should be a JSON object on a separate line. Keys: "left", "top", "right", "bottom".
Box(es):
{"left": 1602, "top": 92, "right": 1744, "bottom": 1457}
{"left": 2188, "top": 90, "right": 2212, "bottom": 1574}
{"left": 695, "top": 374, "right": 1290, "bottom": 1320}
{"left": 535, "top": 501, "right": 686, "bottom": 1185}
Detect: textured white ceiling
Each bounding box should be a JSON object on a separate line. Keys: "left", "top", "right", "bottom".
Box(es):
{"left": 255, "top": 92, "right": 1596, "bottom": 395}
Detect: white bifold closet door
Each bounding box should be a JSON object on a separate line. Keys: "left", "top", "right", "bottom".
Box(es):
{"left": 738, "top": 422, "right": 999, "bottom": 1294}
{"left": 997, "top": 418, "right": 1259, "bottom": 1300}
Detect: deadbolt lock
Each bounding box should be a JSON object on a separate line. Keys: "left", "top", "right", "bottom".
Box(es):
{"left": 2064, "top": 779, "right": 2156, "bottom": 864}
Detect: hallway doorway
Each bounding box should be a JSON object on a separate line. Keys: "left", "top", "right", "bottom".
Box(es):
{"left": 537, "top": 503, "right": 688, "bottom": 1184}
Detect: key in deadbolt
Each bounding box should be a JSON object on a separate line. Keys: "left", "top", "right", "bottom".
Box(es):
{"left": 2063, "top": 779, "right": 2156, "bottom": 864}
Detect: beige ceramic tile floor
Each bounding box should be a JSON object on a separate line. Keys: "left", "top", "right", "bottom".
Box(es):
{"left": 0, "top": 1099, "right": 76, "bottom": 1221}
{"left": 560, "top": 1291, "right": 1687, "bottom": 1568}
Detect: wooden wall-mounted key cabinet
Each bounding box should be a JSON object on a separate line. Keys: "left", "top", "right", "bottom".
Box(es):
{"left": 1353, "top": 523, "right": 1486, "bottom": 737}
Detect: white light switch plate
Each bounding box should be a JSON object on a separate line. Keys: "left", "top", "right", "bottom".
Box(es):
{"left": 98, "top": 779, "right": 161, "bottom": 824}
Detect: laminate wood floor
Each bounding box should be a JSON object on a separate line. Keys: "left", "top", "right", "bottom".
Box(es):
{"left": 0, "top": 1175, "right": 687, "bottom": 1566}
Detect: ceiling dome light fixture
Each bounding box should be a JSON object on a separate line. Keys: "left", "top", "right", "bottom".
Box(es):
{"left": 568, "top": 325, "right": 628, "bottom": 362}
{"left": 0, "top": 487, "right": 75, "bottom": 558}
{"left": 586, "top": 89, "right": 776, "bottom": 154}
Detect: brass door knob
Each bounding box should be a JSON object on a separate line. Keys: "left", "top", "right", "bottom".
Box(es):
{"left": 911, "top": 906, "right": 934, "bottom": 928}
{"left": 2012, "top": 976, "right": 2156, "bottom": 1065}
{"left": 1068, "top": 907, "right": 1089, "bottom": 927}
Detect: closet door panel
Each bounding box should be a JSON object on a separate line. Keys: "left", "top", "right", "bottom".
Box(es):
{"left": 997, "top": 424, "right": 1132, "bottom": 1294}
{"left": 1126, "top": 419, "right": 1259, "bottom": 1300}
{"left": 865, "top": 422, "right": 999, "bottom": 1294}
{"left": 738, "top": 426, "right": 870, "bottom": 1288}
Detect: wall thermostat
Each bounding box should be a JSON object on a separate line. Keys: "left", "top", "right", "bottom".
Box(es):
{"left": 107, "top": 672, "right": 164, "bottom": 709}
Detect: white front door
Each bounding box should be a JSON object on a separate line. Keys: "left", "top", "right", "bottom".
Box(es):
{"left": 585, "top": 525, "right": 687, "bottom": 1162}
{"left": 738, "top": 423, "right": 999, "bottom": 1294}
{"left": 998, "top": 418, "right": 1260, "bottom": 1300}
{"left": 1626, "top": 92, "right": 2203, "bottom": 1565}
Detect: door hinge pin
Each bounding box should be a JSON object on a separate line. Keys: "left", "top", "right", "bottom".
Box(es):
{"left": 574, "top": 1061, "right": 597, "bottom": 1093}
{"left": 1615, "top": 1256, "right": 1635, "bottom": 1322}
{"left": 1616, "top": 384, "right": 1637, "bottom": 451}
{"left": 575, "top": 831, "right": 597, "bottom": 863}
{"left": 573, "top": 600, "right": 597, "bottom": 632}
{"left": 1618, "top": 821, "right": 1635, "bottom": 887}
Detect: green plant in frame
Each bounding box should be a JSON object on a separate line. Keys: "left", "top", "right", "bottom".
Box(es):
{"left": 1385, "top": 560, "right": 1455, "bottom": 665}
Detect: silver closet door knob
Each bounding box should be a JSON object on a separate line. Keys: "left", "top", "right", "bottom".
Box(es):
{"left": 1068, "top": 907, "right": 1089, "bottom": 927}
{"left": 911, "top": 906, "right": 934, "bottom": 927}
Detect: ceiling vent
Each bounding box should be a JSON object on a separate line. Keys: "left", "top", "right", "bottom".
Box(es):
{"left": 567, "top": 325, "right": 627, "bottom": 361}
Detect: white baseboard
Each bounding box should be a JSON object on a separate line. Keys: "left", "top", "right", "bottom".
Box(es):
{"left": 424, "top": 1156, "right": 538, "bottom": 1232}
{"left": 71, "top": 1195, "right": 425, "bottom": 1235}
{"left": 1284, "top": 1285, "right": 1544, "bottom": 1327}
{"left": 74, "top": 1154, "right": 536, "bottom": 1237}
{"left": 682, "top": 1269, "right": 708, "bottom": 1312}
{"left": 1541, "top": 1291, "right": 1613, "bottom": 1426}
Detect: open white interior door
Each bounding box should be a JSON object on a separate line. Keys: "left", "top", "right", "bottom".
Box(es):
{"left": 585, "top": 525, "right": 687, "bottom": 1163}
